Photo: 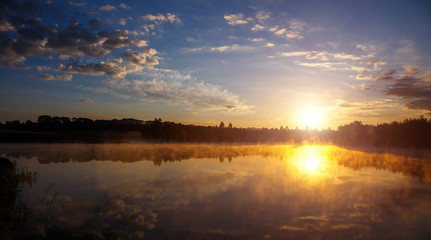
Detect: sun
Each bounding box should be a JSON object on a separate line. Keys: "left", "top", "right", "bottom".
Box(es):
{"left": 301, "top": 108, "right": 323, "bottom": 129}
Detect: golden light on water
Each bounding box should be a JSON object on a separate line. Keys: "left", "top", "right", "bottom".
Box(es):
{"left": 292, "top": 145, "right": 329, "bottom": 177}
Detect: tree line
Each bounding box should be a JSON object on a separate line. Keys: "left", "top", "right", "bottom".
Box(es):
{"left": 0, "top": 115, "right": 430, "bottom": 148}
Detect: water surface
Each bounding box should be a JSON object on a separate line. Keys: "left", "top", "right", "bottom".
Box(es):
{"left": 1, "top": 143, "right": 431, "bottom": 239}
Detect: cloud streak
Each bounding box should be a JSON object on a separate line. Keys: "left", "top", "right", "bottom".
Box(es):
{"left": 88, "top": 70, "right": 253, "bottom": 113}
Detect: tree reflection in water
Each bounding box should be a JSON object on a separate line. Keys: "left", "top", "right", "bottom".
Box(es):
{"left": 1, "top": 144, "right": 431, "bottom": 239}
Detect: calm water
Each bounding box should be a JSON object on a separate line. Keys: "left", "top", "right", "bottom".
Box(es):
{"left": 2, "top": 143, "right": 431, "bottom": 239}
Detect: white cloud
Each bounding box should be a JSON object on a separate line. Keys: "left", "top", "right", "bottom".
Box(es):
{"left": 142, "top": 13, "right": 181, "bottom": 24}
{"left": 281, "top": 51, "right": 309, "bottom": 57}
{"left": 210, "top": 44, "right": 251, "bottom": 53}
{"left": 334, "top": 52, "right": 361, "bottom": 60}
{"left": 80, "top": 99, "right": 93, "bottom": 103}
{"left": 251, "top": 24, "right": 265, "bottom": 31}
{"left": 92, "top": 70, "right": 254, "bottom": 113}
{"left": 166, "top": 13, "right": 181, "bottom": 23}
{"left": 274, "top": 28, "right": 286, "bottom": 35}
{"left": 298, "top": 62, "right": 345, "bottom": 70}
{"left": 285, "top": 31, "right": 302, "bottom": 39}
{"left": 269, "top": 26, "right": 279, "bottom": 32}
{"left": 266, "top": 43, "right": 274, "bottom": 47}
{"left": 224, "top": 13, "right": 248, "bottom": 25}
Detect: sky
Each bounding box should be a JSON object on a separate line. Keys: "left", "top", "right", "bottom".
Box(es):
{"left": 1, "top": 0, "right": 430, "bottom": 129}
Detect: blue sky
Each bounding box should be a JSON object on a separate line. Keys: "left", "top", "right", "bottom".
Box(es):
{"left": 1, "top": 0, "right": 430, "bottom": 129}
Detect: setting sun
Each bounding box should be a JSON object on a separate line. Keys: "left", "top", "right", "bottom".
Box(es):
{"left": 301, "top": 108, "right": 323, "bottom": 129}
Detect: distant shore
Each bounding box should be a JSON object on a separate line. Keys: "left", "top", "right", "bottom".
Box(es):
{"left": 1, "top": 115, "right": 431, "bottom": 149}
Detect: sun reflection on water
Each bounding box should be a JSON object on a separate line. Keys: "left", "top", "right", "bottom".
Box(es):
{"left": 291, "top": 145, "right": 330, "bottom": 178}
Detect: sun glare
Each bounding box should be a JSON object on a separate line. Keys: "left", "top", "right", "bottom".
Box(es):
{"left": 291, "top": 145, "right": 329, "bottom": 179}
{"left": 301, "top": 108, "right": 323, "bottom": 129}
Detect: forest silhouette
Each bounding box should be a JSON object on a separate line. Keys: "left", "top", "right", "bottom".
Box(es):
{"left": 1, "top": 115, "right": 430, "bottom": 148}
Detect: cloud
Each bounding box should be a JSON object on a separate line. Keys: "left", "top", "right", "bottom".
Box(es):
{"left": 80, "top": 98, "right": 93, "bottom": 103}
{"left": 119, "top": 18, "right": 127, "bottom": 26}
{"left": 281, "top": 51, "right": 331, "bottom": 61}
{"left": 59, "top": 59, "right": 129, "bottom": 78}
{"left": 335, "top": 99, "right": 401, "bottom": 119}
{"left": 184, "top": 44, "right": 254, "bottom": 53}
{"left": 354, "top": 60, "right": 386, "bottom": 71}
{"left": 224, "top": 13, "right": 248, "bottom": 25}
{"left": 142, "top": 13, "right": 181, "bottom": 24}
{"left": 166, "top": 13, "right": 181, "bottom": 24}
{"left": 269, "top": 26, "right": 279, "bottom": 32}
{"left": 288, "top": 19, "right": 305, "bottom": 31}
{"left": 266, "top": 43, "right": 274, "bottom": 47}
{"left": 334, "top": 52, "right": 361, "bottom": 60}
{"left": 281, "top": 51, "right": 309, "bottom": 57}
{"left": 210, "top": 44, "right": 251, "bottom": 53}
{"left": 251, "top": 24, "right": 264, "bottom": 31}
{"left": 274, "top": 28, "right": 286, "bottom": 35}
{"left": 40, "top": 74, "right": 73, "bottom": 81}
{"left": 383, "top": 73, "right": 431, "bottom": 111}
{"left": 99, "top": 4, "right": 116, "bottom": 11}
{"left": 355, "top": 74, "right": 375, "bottom": 80}
{"left": 59, "top": 48, "right": 160, "bottom": 78}
{"left": 0, "top": 9, "right": 150, "bottom": 73}
{"left": 268, "top": 19, "right": 305, "bottom": 39}
{"left": 403, "top": 65, "right": 419, "bottom": 74}
{"left": 285, "top": 31, "right": 302, "bottom": 39}
{"left": 119, "top": 3, "right": 131, "bottom": 9}
{"left": 36, "top": 66, "right": 50, "bottom": 71}
{"left": 358, "top": 67, "right": 431, "bottom": 112}
{"left": 256, "top": 11, "right": 270, "bottom": 22}
{"left": 69, "top": 1, "right": 87, "bottom": 7}
{"left": 88, "top": 18, "right": 102, "bottom": 28}
{"left": 88, "top": 70, "right": 253, "bottom": 113}
{"left": 298, "top": 62, "right": 345, "bottom": 70}
{"left": 0, "top": 20, "right": 15, "bottom": 32}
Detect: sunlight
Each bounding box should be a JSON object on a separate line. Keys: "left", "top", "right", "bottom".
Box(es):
{"left": 300, "top": 108, "right": 323, "bottom": 129}
{"left": 303, "top": 156, "right": 320, "bottom": 174}
{"left": 291, "top": 145, "right": 329, "bottom": 177}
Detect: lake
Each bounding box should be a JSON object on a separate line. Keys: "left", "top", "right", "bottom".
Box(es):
{"left": 1, "top": 143, "right": 431, "bottom": 239}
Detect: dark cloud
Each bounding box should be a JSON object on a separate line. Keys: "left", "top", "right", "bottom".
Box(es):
{"left": 40, "top": 73, "right": 73, "bottom": 81}
{"left": 69, "top": 1, "right": 87, "bottom": 8}
{"left": 0, "top": 0, "right": 42, "bottom": 16}
{"left": 59, "top": 59, "right": 129, "bottom": 78}
{"left": 384, "top": 69, "right": 396, "bottom": 76}
{"left": 0, "top": 0, "right": 153, "bottom": 77}
{"left": 59, "top": 48, "right": 160, "bottom": 78}
{"left": 88, "top": 18, "right": 102, "bottom": 28}
{"left": 383, "top": 72, "right": 431, "bottom": 111}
